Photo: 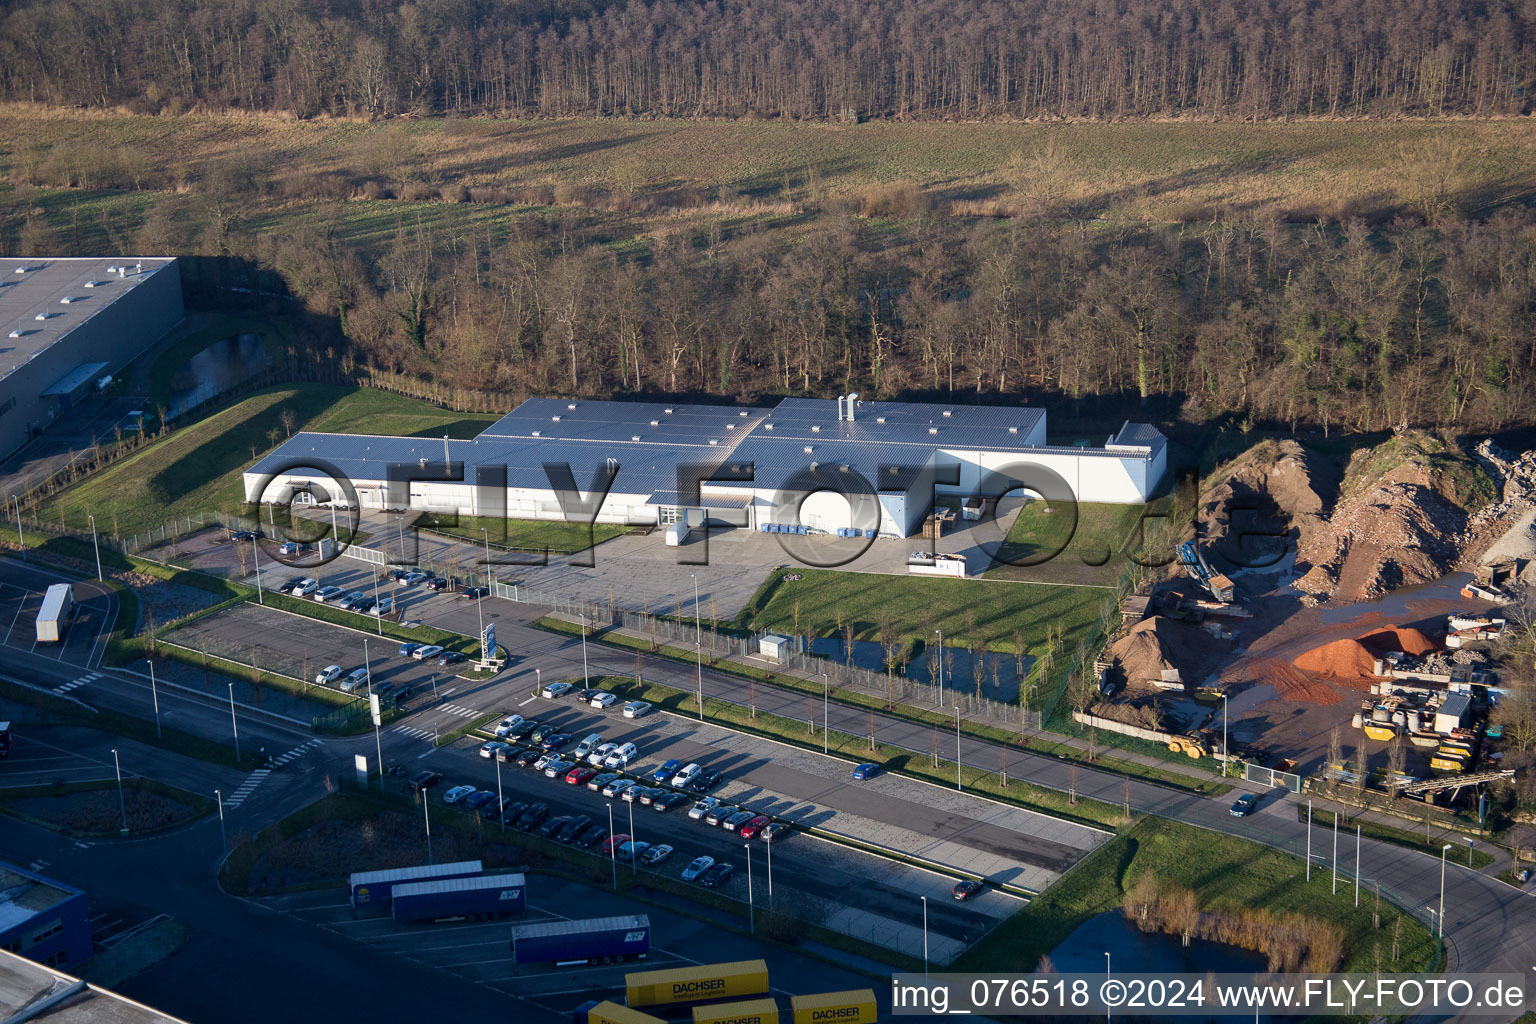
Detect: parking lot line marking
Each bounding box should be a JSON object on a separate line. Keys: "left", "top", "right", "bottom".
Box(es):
{"left": 415, "top": 748, "right": 436, "bottom": 759}
{"left": 518, "top": 696, "right": 537, "bottom": 706}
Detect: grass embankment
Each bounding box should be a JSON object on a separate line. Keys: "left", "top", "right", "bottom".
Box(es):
{"left": 539, "top": 616, "right": 1224, "bottom": 796}
{"left": 0, "top": 677, "right": 259, "bottom": 770}
{"left": 34, "top": 384, "right": 497, "bottom": 538}
{"left": 984, "top": 501, "right": 1151, "bottom": 587}
{"left": 0, "top": 778, "right": 212, "bottom": 836}
{"left": 1301, "top": 806, "right": 1496, "bottom": 870}
{"left": 575, "top": 671, "right": 1127, "bottom": 832}
{"left": 952, "top": 817, "right": 1439, "bottom": 976}
{"left": 416, "top": 513, "right": 629, "bottom": 555}
{"left": 6, "top": 115, "right": 1536, "bottom": 247}
{"left": 739, "top": 566, "right": 1107, "bottom": 654}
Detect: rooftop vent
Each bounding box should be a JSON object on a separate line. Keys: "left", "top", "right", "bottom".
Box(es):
{"left": 726, "top": 423, "right": 735, "bottom": 430}
{"left": 1008, "top": 426, "right": 1019, "bottom": 434}
{"left": 804, "top": 446, "right": 814, "bottom": 454}
{"left": 709, "top": 439, "right": 720, "bottom": 446}
{"left": 14, "top": 266, "right": 29, "bottom": 274}
{"left": 738, "top": 410, "right": 749, "bottom": 417}
{"left": 531, "top": 430, "right": 541, "bottom": 437}
{"left": 34, "top": 312, "right": 52, "bottom": 321}
{"left": 59, "top": 296, "right": 74, "bottom": 304}
{"left": 567, "top": 402, "right": 577, "bottom": 410}
{"left": 928, "top": 427, "right": 939, "bottom": 435}
{"left": 650, "top": 420, "right": 659, "bottom": 426}
{"left": 838, "top": 463, "right": 849, "bottom": 472}
{"left": 419, "top": 457, "right": 429, "bottom": 468}
{"left": 811, "top": 425, "right": 821, "bottom": 433}
{"left": 876, "top": 416, "right": 886, "bottom": 424}
{"left": 631, "top": 435, "right": 641, "bottom": 442}
{"left": 7, "top": 330, "right": 19, "bottom": 338}
{"left": 551, "top": 415, "right": 561, "bottom": 421}
{"left": 664, "top": 407, "right": 674, "bottom": 414}
{"left": 83, "top": 281, "right": 96, "bottom": 288}
{"left": 765, "top": 423, "right": 774, "bottom": 430}
{"left": 942, "top": 410, "right": 952, "bottom": 418}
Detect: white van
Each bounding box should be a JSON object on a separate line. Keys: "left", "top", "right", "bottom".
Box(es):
{"left": 670, "top": 762, "right": 702, "bottom": 789}
{"left": 574, "top": 733, "right": 604, "bottom": 760}
{"left": 603, "top": 742, "right": 639, "bottom": 769}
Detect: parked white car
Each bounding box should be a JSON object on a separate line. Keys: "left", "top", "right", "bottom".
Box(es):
{"left": 412, "top": 644, "right": 445, "bottom": 661}
{"left": 688, "top": 797, "right": 721, "bottom": 820}
{"left": 442, "top": 785, "right": 475, "bottom": 803}
{"left": 680, "top": 855, "right": 715, "bottom": 881}
{"left": 622, "top": 701, "right": 653, "bottom": 719}
{"left": 292, "top": 578, "right": 319, "bottom": 597}
{"left": 339, "top": 668, "right": 370, "bottom": 692}
{"left": 590, "top": 691, "right": 620, "bottom": 709}
{"left": 587, "top": 742, "right": 618, "bottom": 767}
{"left": 671, "top": 762, "right": 703, "bottom": 788}
{"left": 371, "top": 596, "right": 395, "bottom": 615}
{"left": 603, "top": 742, "right": 639, "bottom": 769}
{"left": 315, "top": 664, "right": 343, "bottom": 685}
{"left": 495, "top": 715, "right": 525, "bottom": 738}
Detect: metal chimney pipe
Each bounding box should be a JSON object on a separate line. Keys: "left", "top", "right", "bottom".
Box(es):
{"left": 846, "top": 393, "right": 859, "bottom": 422}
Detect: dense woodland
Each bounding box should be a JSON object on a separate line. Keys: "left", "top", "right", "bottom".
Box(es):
{"left": 1, "top": 0, "right": 1534, "bottom": 120}
{"left": 103, "top": 202, "right": 1535, "bottom": 434}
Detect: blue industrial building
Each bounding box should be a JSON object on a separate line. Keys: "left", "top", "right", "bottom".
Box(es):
{"left": 0, "top": 860, "right": 92, "bottom": 970}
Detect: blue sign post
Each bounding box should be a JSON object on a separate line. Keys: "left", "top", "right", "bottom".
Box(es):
{"left": 481, "top": 622, "right": 496, "bottom": 663}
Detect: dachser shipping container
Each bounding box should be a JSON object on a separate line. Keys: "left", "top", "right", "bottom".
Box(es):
{"left": 35, "top": 584, "right": 73, "bottom": 644}
{"left": 691, "top": 998, "right": 779, "bottom": 1024}
{"left": 348, "top": 859, "right": 482, "bottom": 909}
{"left": 571, "top": 1001, "right": 666, "bottom": 1024}
{"left": 510, "top": 915, "right": 650, "bottom": 965}
{"left": 789, "top": 990, "right": 878, "bottom": 1024}
{"left": 626, "top": 960, "right": 770, "bottom": 1009}
{"left": 390, "top": 872, "right": 525, "bottom": 922}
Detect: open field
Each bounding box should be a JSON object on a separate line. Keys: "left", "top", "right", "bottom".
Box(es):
{"left": 985, "top": 501, "right": 1150, "bottom": 586}
{"left": 33, "top": 384, "right": 497, "bottom": 538}
{"left": 739, "top": 567, "right": 1109, "bottom": 654}
{"left": 415, "top": 513, "right": 628, "bottom": 555}
{"left": 951, "top": 817, "right": 1439, "bottom": 975}
{"left": 4, "top": 111, "right": 1536, "bottom": 259}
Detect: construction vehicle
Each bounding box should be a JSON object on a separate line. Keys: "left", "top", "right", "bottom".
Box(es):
{"left": 1178, "top": 540, "right": 1234, "bottom": 603}
{"left": 1167, "top": 732, "right": 1211, "bottom": 759}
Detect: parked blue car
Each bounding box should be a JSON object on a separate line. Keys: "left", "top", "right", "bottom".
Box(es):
{"left": 851, "top": 762, "right": 882, "bottom": 781}
{"left": 651, "top": 759, "right": 684, "bottom": 784}
{"left": 397, "top": 642, "right": 420, "bottom": 657}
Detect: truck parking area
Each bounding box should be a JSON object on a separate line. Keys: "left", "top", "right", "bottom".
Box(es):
{"left": 0, "top": 561, "right": 115, "bottom": 673}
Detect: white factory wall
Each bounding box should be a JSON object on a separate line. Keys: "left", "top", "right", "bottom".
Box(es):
{"left": 935, "top": 447, "right": 1154, "bottom": 504}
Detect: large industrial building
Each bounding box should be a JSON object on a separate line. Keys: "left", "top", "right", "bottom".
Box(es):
{"left": 246, "top": 394, "right": 1165, "bottom": 539}
{"left": 0, "top": 947, "right": 187, "bottom": 1022}
{"left": 0, "top": 257, "right": 183, "bottom": 460}
{"left": 0, "top": 860, "right": 92, "bottom": 970}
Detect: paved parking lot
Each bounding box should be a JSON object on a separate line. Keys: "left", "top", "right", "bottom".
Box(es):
{"left": 0, "top": 560, "right": 116, "bottom": 676}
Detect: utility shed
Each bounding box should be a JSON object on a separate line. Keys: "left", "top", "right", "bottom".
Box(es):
{"left": 1435, "top": 693, "right": 1471, "bottom": 734}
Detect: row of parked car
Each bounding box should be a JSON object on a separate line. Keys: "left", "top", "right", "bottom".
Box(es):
{"left": 309, "top": 637, "right": 471, "bottom": 694}
{"left": 537, "top": 680, "right": 653, "bottom": 719}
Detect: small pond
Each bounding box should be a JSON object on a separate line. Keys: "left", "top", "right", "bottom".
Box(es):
{"left": 1048, "top": 909, "right": 1270, "bottom": 975}
{"left": 802, "top": 636, "right": 1034, "bottom": 703}
{"left": 166, "top": 333, "right": 273, "bottom": 417}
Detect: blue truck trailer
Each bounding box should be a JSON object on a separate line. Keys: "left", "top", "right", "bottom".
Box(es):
{"left": 391, "top": 872, "right": 526, "bottom": 922}
{"left": 510, "top": 914, "right": 650, "bottom": 965}
{"left": 349, "top": 859, "right": 482, "bottom": 910}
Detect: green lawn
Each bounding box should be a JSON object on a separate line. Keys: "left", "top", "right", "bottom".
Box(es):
{"left": 415, "top": 512, "right": 628, "bottom": 554}
{"left": 985, "top": 500, "right": 1153, "bottom": 586}
{"left": 35, "top": 384, "right": 497, "bottom": 538}
{"left": 740, "top": 567, "right": 1108, "bottom": 654}
{"left": 952, "top": 817, "right": 1439, "bottom": 975}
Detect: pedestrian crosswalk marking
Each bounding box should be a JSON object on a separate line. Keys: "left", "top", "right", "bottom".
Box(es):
{"left": 53, "top": 672, "right": 100, "bottom": 694}
{"left": 224, "top": 768, "right": 271, "bottom": 808}
{"left": 391, "top": 725, "right": 433, "bottom": 740}
{"left": 265, "top": 738, "right": 323, "bottom": 769}
{"left": 442, "top": 703, "right": 478, "bottom": 718}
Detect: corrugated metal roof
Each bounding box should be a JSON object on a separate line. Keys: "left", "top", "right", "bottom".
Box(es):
{"left": 510, "top": 914, "right": 648, "bottom": 940}
{"left": 392, "top": 872, "right": 525, "bottom": 897}
{"left": 765, "top": 397, "right": 1045, "bottom": 449}
{"left": 480, "top": 398, "right": 773, "bottom": 445}
{"left": 347, "top": 859, "right": 482, "bottom": 888}
{"left": 1109, "top": 420, "right": 1167, "bottom": 456}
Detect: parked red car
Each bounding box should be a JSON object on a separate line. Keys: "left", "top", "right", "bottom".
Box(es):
{"left": 565, "top": 766, "right": 599, "bottom": 786}
{"left": 738, "top": 814, "right": 772, "bottom": 839}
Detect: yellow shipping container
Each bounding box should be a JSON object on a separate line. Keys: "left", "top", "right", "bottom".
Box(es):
{"left": 626, "top": 959, "right": 769, "bottom": 1008}
{"left": 790, "top": 990, "right": 878, "bottom": 1024}
{"left": 586, "top": 1002, "right": 666, "bottom": 1024}
{"left": 692, "top": 998, "right": 779, "bottom": 1024}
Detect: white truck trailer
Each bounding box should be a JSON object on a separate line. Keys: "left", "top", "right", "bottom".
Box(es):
{"left": 35, "top": 583, "right": 73, "bottom": 644}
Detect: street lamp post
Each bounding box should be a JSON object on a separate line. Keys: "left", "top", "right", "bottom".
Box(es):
{"left": 371, "top": 571, "right": 382, "bottom": 635}
{"left": 1439, "top": 842, "right": 1452, "bottom": 939}
{"left": 766, "top": 834, "right": 773, "bottom": 901}
{"left": 933, "top": 630, "right": 943, "bottom": 704}
{"left": 111, "top": 748, "right": 127, "bottom": 833}
{"left": 251, "top": 537, "right": 264, "bottom": 605}
{"left": 822, "top": 671, "right": 829, "bottom": 754}
{"left": 1306, "top": 799, "right": 1313, "bottom": 881}
{"left": 146, "top": 659, "right": 162, "bottom": 738}
{"left": 215, "top": 789, "right": 227, "bottom": 871}
{"left": 363, "top": 637, "right": 372, "bottom": 695}
{"left": 1106, "top": 952, "right": 1113, "bottom": 1023}
{"left": 1355, "top": 823, "right": 1362, "bottom": 907}
{"left": 225, "top": 682, "right": 242, "bottom": 764}
{"left": 10, "top": 495, "right": 25, "bottom": 559}
{"left": 954, "top": 705, "right": 962, "bottom": 791}
{"left": 495, "top": 755, "right": 505, "bottom": 834}
{"left": 744, "top": 842, "right": 754, "bottom": 933}
{"left": 693, "top": 574, "right": 705, "bottom": 722}
{"left": 920, "top": 895, "right": 929, "bottom": 976}
{"left": 628, "top": 799, "right": 636, "bottom": 876}
{"left": 1332, "top": 810, "right": 1339, "bottom": 894}
{"left": 608, "top": 804, "right": 617, "bottom": 890}
{"left": 87, "top": 514, "right": 102, "bottom": 580}
{"left": 423, "top": 793, "right": 433, "bottom": 864}
{"left": 1220, "top": 691, "right": 1229, "bottom": 777}
{"left": 580, "top": 613, "right": 590, "bottom": 682}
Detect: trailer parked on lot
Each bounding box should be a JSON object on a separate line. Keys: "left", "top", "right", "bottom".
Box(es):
{"left": 572, "top": 1002, "right": 665, "bottom": 1024}
{"left": 692, "top": 998, "right": 779, "bottom": 1024}
{"left": 348, "top": 859, "right": 482, "bottom": 910}
{"left": 790, "top": 990, "right": 877, "bottom": 1024}
{"left": 35, "top": 584, "right": 73, "bottom": 644}
{"left": 626, "top": 959, "right": 770, "bottom": 1009}
{"left": 391, "top": 872, "right": 525, "bottom": 922}
{"left": 510, "top": 915, "right": 650, "bottom": 965}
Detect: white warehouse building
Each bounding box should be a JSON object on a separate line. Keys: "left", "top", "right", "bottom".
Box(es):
{"left": 243, "top": 395, "right": 1166, "bottom": 539}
